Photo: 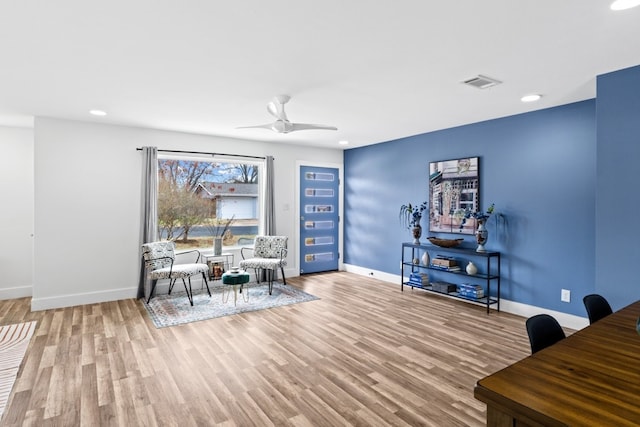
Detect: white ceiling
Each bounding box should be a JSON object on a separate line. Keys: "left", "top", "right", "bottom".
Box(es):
{"left": 1, "top": 1, "right": 639, "bottom": 149}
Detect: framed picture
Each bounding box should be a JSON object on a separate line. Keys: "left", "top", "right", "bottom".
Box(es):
{"left": 208, "top": 260, "right": 224, "bottom": 279}
{"left": 428, "top": 157, "right": 479, "bottom": 235}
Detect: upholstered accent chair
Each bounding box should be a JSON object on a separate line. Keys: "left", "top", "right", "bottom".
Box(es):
{"left": 239, "top": 236, "right": 288, "bottom": 295}
{"left": 141, "top": 241, "right": 211, "bottom": 306}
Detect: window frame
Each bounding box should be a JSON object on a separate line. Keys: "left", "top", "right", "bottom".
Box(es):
{"left": 156, "top": 153, "right": 264, "bottom": 252}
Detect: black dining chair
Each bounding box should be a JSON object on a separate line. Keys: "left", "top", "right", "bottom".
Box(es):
{"left": 525, "top": 314, "right": 566, "bottom": 354}
{"left": 583, "top": 294, "right": 613, "bottom": 324}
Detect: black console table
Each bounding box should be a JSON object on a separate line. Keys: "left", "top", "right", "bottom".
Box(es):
{"left": 401, "top": 242, "right": 501, "bottom": 313}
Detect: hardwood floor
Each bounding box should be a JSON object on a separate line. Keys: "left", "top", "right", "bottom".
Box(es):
{"left": 1, "top": 272, "right": 534, "bottom": 426}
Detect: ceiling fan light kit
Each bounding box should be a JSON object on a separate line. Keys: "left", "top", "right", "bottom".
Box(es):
{"left": 238, "top": 95, "right": 337, "bottom": 134}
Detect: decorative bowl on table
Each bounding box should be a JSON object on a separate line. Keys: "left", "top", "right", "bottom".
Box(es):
{"left": 427, "top": 237, "right": 464, "bottom": 248}
{"left": 229, "top": 267, "right": 241, "bottom": 274}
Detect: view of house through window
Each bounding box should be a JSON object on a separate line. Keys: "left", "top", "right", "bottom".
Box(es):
{"left": 157, "top": 157, "right": 260, "bottom": 251}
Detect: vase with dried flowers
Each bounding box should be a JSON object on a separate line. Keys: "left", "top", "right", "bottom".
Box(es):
{"left": 459, "top": 203, "right": 495, "bottom": 252}
{"left": 399, "top": 201, "right": 428, "bottom": 244}
{"left": 206, "top": 215, "right": 236, "bottom": 255}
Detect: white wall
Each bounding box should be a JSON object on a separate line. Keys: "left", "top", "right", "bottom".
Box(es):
{"left": 0, "top": 126, "right": 34, "bottom": 299}
{"left": 31, "top": 117, "right": 343, "bottom": 310}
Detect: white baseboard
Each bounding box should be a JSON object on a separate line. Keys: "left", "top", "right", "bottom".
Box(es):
{"left": 343, "top": 264, "right": 589, "bottom": 331}
{"left": 27, "top": 265, "right": 590, "bottom": 331}
{"left": 31, "top": 286, "right": 138, "bottom": 311}
{"left": 343, "top": 264, "right": 400, "bottom": 285}
{"left": 0, "top": 285, "right": 32, "bottom": 300}
{"left": 29, "top": 267, "right": 301, "bottom": 311}
{"left": 284, "top": 267, "right": 299, "bottom": 279}
{"left": 499, "top": 299, "right": 588, "bottom": 330}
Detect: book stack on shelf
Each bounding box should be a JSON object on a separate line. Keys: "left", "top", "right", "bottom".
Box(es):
{"left": 408, "top": 272, "right": 429, "bottom": 287}
{"left": 430, "top": 255, "right": 461, "bottom": 272}
{"left": 458, "top": 283, "right": 485, "bottom": 299}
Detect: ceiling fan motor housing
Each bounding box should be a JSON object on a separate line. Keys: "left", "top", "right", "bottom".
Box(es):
{"left": 271, "top": 120, "right": 293, "bottom": 133}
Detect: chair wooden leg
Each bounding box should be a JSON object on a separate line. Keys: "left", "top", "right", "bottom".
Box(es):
{"left": 280, "top": 267, "right": 286, "bottom": 286}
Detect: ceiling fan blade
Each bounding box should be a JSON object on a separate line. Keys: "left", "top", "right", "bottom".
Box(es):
{"left": 267, "top": 100, "right": 288, "bottom": 121}
{"left": 267, "top": 101, "right": 277, "bottom": 117}
{"left": 239, "top": 96, "right": 334, "bottom": 134}
{"left": 237, "top": 121, "right": 292, "bottom": 133}
{"left": 290, "top": 123, "right": 338, "bottom": 132}
{"left": 236, "top": 123, "right": 275, "bottom": 130}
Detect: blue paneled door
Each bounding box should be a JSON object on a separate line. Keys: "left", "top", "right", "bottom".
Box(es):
{"left": 300, "top": 166, "right": 339, "bottom": 274}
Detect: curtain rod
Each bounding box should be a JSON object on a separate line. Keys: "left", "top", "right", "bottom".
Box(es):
{"left": 136, "top": 148, "right": 268, "bottom": 160}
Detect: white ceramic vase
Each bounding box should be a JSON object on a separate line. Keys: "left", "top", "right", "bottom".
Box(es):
{"left": 422, "top": 251, "right": 430, "bottom": 266}
{"left": 466, "top": 261, "right": 478, "bottom": 275}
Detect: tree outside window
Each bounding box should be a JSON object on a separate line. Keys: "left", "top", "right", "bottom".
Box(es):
{"left": 157, "top": 158, "right": 260, "bottom": 251}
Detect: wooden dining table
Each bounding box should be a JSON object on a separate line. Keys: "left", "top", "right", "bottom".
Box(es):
{"left": 474, "top": 300, "right": 640, "bottom": 426}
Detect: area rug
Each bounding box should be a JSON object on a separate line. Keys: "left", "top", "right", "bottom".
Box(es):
{"left": 142, "top": 282, "right": 319, "bottom": 328}
{"left": 0, "top": 321, "right": 37, "bottom": 420}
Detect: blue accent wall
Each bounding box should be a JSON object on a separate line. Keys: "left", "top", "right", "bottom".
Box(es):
{"left": 345, "top": 100, "right": 597, "bottom": 316}
{"left": 596, "top": 65, "right": 640, "bottom": 311}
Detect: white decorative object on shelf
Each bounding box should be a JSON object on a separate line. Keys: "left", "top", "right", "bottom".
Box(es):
{"left": 466, "top": 261, "right": 478, "bottom": 275}
{"left": 422, "top": 251, "right": 430, "bottom": 266}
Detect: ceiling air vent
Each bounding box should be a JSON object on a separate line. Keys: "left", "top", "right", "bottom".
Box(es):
{"left": 463, "top": 75, "right": 502, "bottom": 89}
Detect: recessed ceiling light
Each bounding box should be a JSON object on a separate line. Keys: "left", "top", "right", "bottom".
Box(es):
{"left": 521, "top": 94, "right": 542, "bottom": 103}
{"left": 339, "top": 140, "right": 349, "bottom": 146}
{"left": 89, "top": 109, "right": 107, "bottom": 116}
{"left": 610, "top": 0, "right": 640, "bottom": 10}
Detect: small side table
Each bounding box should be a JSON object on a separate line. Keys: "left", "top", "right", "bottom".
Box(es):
{"left": 201, "top": 251, "right": 234, "bottom": 280}
{"left": 221, "top": 271, "right": 250, "bottom": 305}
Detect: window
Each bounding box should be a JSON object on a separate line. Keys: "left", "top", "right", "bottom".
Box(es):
{"left": 157, "top": 156, "right": 261, "bottom": 251}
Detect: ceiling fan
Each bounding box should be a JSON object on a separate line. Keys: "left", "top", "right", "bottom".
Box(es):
{"left": 237, "top": 95, "right": 337, "bottom": 134}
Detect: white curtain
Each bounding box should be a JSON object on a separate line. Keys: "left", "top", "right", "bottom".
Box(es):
{"left": 138, "top": 146, "right": 158, "bottom": 300}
